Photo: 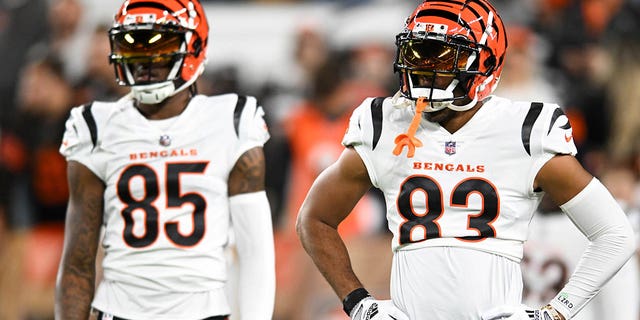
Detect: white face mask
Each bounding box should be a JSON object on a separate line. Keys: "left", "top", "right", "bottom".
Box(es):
{"left": 129, "top": 60, "right": 205, "bottom": 105}
{"left": 407, "top": 76, "right": 457, "bottom": 112}
{"left": 131, "top": 81, "right": 176, "bottom": 104}
{"left": 407, "top": 77, "right": 478, "bottom": 113}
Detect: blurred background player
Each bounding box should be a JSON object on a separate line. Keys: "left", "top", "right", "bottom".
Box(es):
{"left": 523, "top": 166, "right": 639, "bottom": 320}
{"left": 296, "top": 1, "right": 635, "bottom": 319}
{"left": 55, "top": 0, "right": 275, "bottom": 319}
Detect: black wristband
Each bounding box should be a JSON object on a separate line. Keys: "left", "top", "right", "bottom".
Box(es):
{"left": 342, "top": 288, "right": 371, "bottom": 316}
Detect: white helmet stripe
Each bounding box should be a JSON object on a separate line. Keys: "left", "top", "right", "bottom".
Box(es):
{"left": 479, "top": 11, "right": 494, "bottom": 46}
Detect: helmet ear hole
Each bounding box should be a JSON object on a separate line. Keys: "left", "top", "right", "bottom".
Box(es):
{"left": 484, "top": 56, "right": 496, "bottom": 69}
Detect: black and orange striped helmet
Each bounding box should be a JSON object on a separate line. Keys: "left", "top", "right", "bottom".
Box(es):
{"left": 394, "top": 0, "right": 507, "bottom": 111}
{"left": 109, "top": 0, "right": 209, "bottom": 104}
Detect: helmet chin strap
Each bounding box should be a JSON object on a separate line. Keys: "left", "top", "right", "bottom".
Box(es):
{"left": 131, "top": 81, "right": 176, "bottom": 104}
{"left": 127, "top": 50, "right": 205, "bottom": 105}
{"left": 130, "top": 63, "right": 204, "bottom": 105}
{"left": 445, "top": 95, "right": 477, "bottom": 112}
{"left": 409, "top": 77, "right": 477, "bottom": 113}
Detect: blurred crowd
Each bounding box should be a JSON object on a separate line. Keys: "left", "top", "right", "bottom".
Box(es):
{"left": 0, "top": 0, "right": 639, "bottom": 319}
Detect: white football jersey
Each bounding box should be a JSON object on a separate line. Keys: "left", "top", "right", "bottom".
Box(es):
{"left": 343, "top": 95, "right": 577, "bottom": 261}
{"left": 59, "top": 94, "right": 269, "bottom": 318}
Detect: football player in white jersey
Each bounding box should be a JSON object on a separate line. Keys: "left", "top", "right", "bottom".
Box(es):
{"left": 296, "top": 1, "right": 636, "bottom": 320}
{"left": 55, "top": 1, "right": 275, "bottom": 319}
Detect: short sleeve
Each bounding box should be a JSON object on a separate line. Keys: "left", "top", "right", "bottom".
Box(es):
{"left": 526, "top": 103, "right": 579, "bottom": 192}
{"left": 541, "top": 106, "right": 578, "bottom": 157}
{"left": 341, "top": 97, "right": 384, "bottom": 187}
{"left": 59, "top": 105, "right": 100, "bottom": 176}
{"left": 235, "top": 96, "right": 270, "bottom": 160}
{"left": 342, "top": 98, "right": 375, "bottom": 148}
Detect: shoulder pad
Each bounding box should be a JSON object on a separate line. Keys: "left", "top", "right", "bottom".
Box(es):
{"left": 342, "top": 97, "right": 386, "bottom": 150}
{"left": 521, "top": 102, "right": 577, "bottom": 158}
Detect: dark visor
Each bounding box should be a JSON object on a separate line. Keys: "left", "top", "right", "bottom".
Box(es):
{"left": 111, "top": 30, "right": 183, "bottom": 63}
{"left": 400, "top": 39, "right": 473, "bottom": 72}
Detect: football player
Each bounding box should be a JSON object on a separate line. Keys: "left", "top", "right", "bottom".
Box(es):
{"left": 296, "top": 1, "right": 636, "bottom": 319}
{"left": 55, "top": 1, "right": 275, "bottom": 319}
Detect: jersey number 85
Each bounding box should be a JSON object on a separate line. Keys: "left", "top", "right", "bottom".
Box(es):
{"left": 117, "top": 162, "right": 209, "bottom": 248}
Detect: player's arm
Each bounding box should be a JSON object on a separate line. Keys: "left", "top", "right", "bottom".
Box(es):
{"left": 296, "top": 147, "right": 410, "bottom": 320}
{"left": 228, "top": 146, "right": 275, "bottom": 320}
{"left": 297, "top": 147, "right": 409, "bottom": 319}
{"left": 55, "top": 161, "right": 104, "bottom": 320}
{"left": 534, "top": 154, "right": 591, "bottom": 205}
{"left": 296, "top": 147, "right": 372, "bottom": 300}
{"left": 534, "top": 154, "right": 635, "bottom": 319}
{"left": 484, "top": 154, "right": 636, "bottom": 320}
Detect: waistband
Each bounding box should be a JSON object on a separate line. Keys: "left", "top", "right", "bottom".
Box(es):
{"left": 96, "top": 310, "right": 229, "bottom": 320}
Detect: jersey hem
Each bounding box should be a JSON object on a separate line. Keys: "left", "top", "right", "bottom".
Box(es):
{"left": 393, "top": 237, "right": 524, "bottom": 263}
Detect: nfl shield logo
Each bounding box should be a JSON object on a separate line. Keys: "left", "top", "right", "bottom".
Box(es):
{"left": 159, "top": 134, "right": 172, "bottom": 147}
{"left": 444, "top": 141, "right": 456, "bottom": 155}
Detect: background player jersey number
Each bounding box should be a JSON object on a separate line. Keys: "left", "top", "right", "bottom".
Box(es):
{"left": 117, "top": 162, "right": 209, "bottom": 248}
{"left": 397, "top": 175, "right": 499, "bottom": 244}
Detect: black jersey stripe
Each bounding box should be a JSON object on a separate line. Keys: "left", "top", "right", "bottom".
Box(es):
{"left": 81, "top": 103, "right": 98, "bottom": 149}
{"left": 521, "top": 102, "right": 543, "bottom": 156}
{"left": 548, "top": 107, "right": 569, "bottom": 134}
{"left": 234, "top": 95, "right": 247, "bottom": 137}
{"left": 371, "top": 97, "right": 385, "bottom": 150}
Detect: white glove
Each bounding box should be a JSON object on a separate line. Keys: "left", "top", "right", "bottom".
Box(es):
{"left": 481, "top": 304, "right": 564, "bottom": 320}
{"left": 350, "top": 297, "right": 410, "bottom": 320}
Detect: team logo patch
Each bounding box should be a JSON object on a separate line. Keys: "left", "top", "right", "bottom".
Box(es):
{"left": 159, "top": 135, "right": 172, "bottom": 147}
{"left": 124, "top": 13, "right": 156, "bottom": 25}
{"left": 444, "top": 141, "right": 456, "bottom": 155}
{"left": 413, "top": 22, "right": 448, "bottom": 34}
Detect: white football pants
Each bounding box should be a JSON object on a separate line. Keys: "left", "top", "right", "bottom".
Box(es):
{"left": 391, "top": 247, "right": 523, "bottom": 320}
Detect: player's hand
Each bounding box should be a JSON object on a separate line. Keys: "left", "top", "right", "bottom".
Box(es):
{"left": 350, "top": 297, "right": 410, "bottom": 320}
{"left": 481, "top": 304, "right": 565, "bottom": 320}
